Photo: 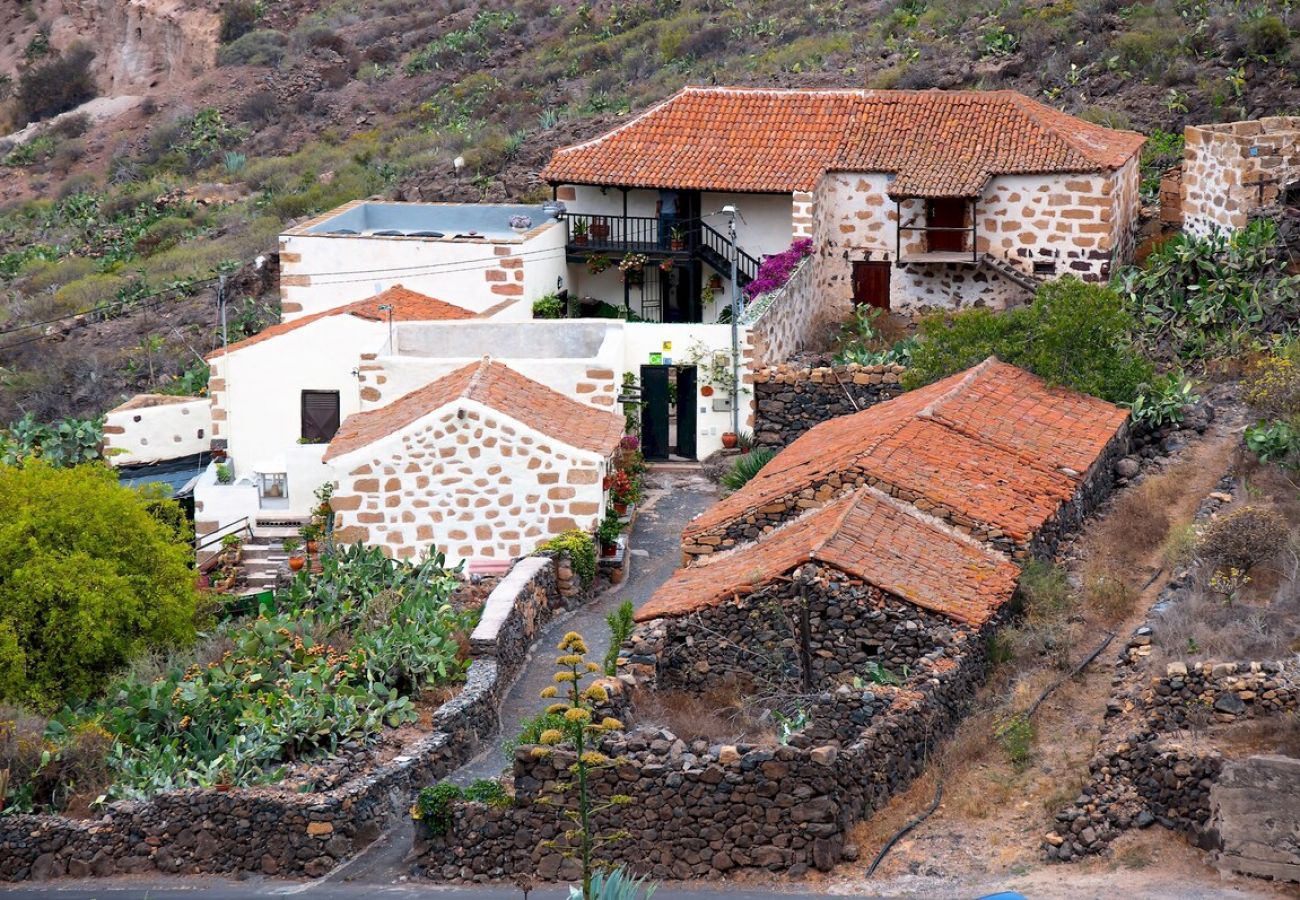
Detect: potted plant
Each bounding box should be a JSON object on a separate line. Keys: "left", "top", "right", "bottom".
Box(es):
{"left": 597, "top": 512, "right": 622, "bottom": 557}
{"left": 215, "top": 462, "right": 234, "bottom": 485}
{"left": 219, "top": 533, "right": 244, "bottom": 565}
{"left": 700, "top": 384, "right": 714, "bottom": 397}
{"left": 618, "top": 253, "right": 648, "bottom": 285}
{"left": 283, "top": 537, "right": 305, "bottom": 571}
{"left": 669, "top": 224, "right": 686, "bottom": 251}
{"left": 590, "top": 216, "right": 610, "bottom": 241}
{"left": 721, "top": 431, "right": 739, "bottom": 449}
{"left": 708, "top": 273, "right": 723, "bottom": 292}
{"left": 300, "top": 523, "right": 322, "bottom": 554}
{"left": 610, "top": 470, "right": 635, "bottom": 516}
{"left": 572, "top": 218, "right": 589, "bottom": 245}
{"left": 587, "top": 253, "right": 610, "bottom": 275}
{"left": 509, "top": 214, "right": 533, "bottom": 232}
{"left": 659, "top": 258, "right": 674, "bottom": 273}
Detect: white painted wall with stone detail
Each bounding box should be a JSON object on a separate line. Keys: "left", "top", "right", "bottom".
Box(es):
{"left": 104, "top": 395, "right": 211, "bottom": 466}
{"left": 330, "top": 400, "right": 610, "bottom": 564}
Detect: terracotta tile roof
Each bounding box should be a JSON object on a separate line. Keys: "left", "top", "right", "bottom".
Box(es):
{"left": 683, "top": 358, "right": 1127, "bottom": 545}
{"left": 206, "top": 285, "right": 474, "bottom": 359}
{"left": 639, "top": 486, "right": 1020, "bottom": 626}
{"left": 541, "top": 87, "right": 1145, "bottom": 197}
{"left": 323, "top": 357, "right": 624, "bottom": 461}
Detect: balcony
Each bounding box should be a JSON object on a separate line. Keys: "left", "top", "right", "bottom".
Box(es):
{"left": 564, "top": 213, "right": 760, "bottom": 285}
{"left": 895, "top": 197, "right": 979, "bottom": 264}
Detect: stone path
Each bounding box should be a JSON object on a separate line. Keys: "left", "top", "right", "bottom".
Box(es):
{"left": 326, "top": 467, "right": 718, "bottom": 886}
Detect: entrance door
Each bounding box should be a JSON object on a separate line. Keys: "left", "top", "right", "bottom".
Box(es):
{"left": 676, "top": 366, "right": 697, "bottom": 459}
{"left": 640, "top": 365, "right": 670, "bottom": 460}
{"left": 851, "top": 262, "right": 891, "bottom": 310}
{"left": 926, "top": 198, "right": 967, "bottom": 252}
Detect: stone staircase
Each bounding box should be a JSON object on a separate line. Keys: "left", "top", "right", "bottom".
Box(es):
{"left": 240, "top": 517, "right": 309, "bottom": 591}
{"left": 980, "top": 253, "right": 1043, "bottom": 297}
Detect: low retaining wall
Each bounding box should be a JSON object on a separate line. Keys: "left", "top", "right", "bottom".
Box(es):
{"left": 0, "top": 555, "right": 586, "bottom": 882}
{"left": 745, "top": 257, "right": 821, "bottom": 368}
{"left": 1211, "top": 755, "right": 1300, "bottom": 883}
{"left": 751, "top": 363, "right": 904, "bottom": 448}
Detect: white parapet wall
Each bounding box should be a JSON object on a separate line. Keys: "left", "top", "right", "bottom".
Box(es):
{"left": 104, "top": 395, "right": 212, "bottom": 466}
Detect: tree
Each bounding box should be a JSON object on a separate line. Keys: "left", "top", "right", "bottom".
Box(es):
{"left": 16, "top": 45, "right": 96, "bottom": 125}
{"left": 904, "top": 277, "right": 1153, "bottom": 405}
{"left": 0, "top": 462, "right": 200, "bottom": 709}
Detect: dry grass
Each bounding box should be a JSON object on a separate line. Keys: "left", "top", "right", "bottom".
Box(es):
{"left": 633, "top": 683, "right": 778, "bottom": 745}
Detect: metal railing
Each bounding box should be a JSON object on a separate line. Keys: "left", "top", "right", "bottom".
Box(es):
{"left": 896, "top": 222, "right": 979, "bottom": 262}
{"left": 700, "top": 223, "right": 761, "bottom": 283}
{"left": 566, "top": 213, "right": 674, "bottom": 251}
{"left": 194, "top": 516, "right": 252, "bottom": 555}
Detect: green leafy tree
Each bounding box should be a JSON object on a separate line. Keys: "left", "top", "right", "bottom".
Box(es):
{"left": 904, "top": 277, "right": 1153, "bottom": 405}
{"left": 0, "top": 462, "right": 200, "bottom": 708}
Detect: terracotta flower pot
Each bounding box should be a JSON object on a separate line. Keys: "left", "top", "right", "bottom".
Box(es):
{"left": 289, "top": 556, "right": 306, "bottom": 571}
{"left": 574, "top": 234, "right": 589, "bottom": 245}
{"left": 670, "top": 239, "right": 684, "bottom": 251}
{"left": 700, "top": 385, "right": 714, "bottom": 397}
{"left": 601, "top": 542, "right": 618, "bottom": 558}
{"left": 603, "top": 475, "right": 615, "bottom": 490}
{"left": 591, "top": 222, "right": 610, "bottom": 240}
{"left": 306, "top": 540, "right": 319, "bottom": 554}
{"left": 721, "top": 432, "right": 738, "bottom": 449}
{"left": 614, "top": 502, "right": 628, "bottom": 516}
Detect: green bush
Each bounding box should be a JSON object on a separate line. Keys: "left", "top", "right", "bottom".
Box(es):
{"left": 412, "top": 782, "right": 463, "bottom": 833}
{"left": 537, "top": 529, "right": 596, "bottom": 586}
{"left": 904, "top": 277, "right": 1153, "bottom": 405}
{"left": 721, "top": 448, "right": 775, "bottom": 491}
{"left": 0, "top": 463, "right": 200, "bottom": 709}
{"left": 531, "top": 292, "right": 565, "bottom": 319}
{"left": 994, "top": 712, "right": 1035, "bottom": 769}
{"left": 502, "top": 709, "right": 568, "bottom": 756}
{"left": 216, "top": 29, "right": 287, "bottom": 67}
{"left": 15, "top": 45, "right": 96, "bottom": 125}
{"left": 1120, "top": 220, "right": 1300, "bottom": 362}
{"left": 0, "top": 413, "right": 103, "bottom": 467}
{"left": 464, "top": 777, "right": 510, "bottom": 807}
{"left": 219, "top": 0, "right": 261, "bottom": 43}
{"left": 1244, "top": 15, "right": 1289, "bottom": 57}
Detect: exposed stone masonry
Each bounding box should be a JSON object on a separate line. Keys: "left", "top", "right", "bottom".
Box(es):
{"left": 752, "top": 363, "right": 904, "bottom": 448}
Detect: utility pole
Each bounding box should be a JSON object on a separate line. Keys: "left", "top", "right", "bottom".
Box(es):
{"left": 726, "top": 205, "right": 741, "bottom": 436}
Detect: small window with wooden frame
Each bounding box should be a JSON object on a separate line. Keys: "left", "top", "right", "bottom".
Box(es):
{"left": 301, "top": 390, "right": 340, "bottom": 443}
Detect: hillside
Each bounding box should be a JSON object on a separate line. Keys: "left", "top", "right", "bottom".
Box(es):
{"left": 2, "top": 0, "right": 1299, "bottom": 421}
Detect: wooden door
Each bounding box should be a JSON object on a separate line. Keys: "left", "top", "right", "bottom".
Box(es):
{"left": 640, "top": 366, "right": 670, "bottom": 460}
{"left": 926, "top": 198, "right": 967, "bottom": 252}
{"left": 852, "top": 261, "right": 891, "bottom": 310}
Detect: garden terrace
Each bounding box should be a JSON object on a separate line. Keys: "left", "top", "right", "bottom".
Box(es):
{"left": 682, "top": 357, "right": 1130, "bottom": 561}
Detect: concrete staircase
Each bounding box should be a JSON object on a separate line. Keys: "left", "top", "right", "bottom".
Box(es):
{"left": 240, "top": 517, "right": 309, "bottom": 591}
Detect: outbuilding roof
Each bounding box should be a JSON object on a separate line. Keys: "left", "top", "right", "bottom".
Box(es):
{"left": 541, "top": 87, "right": 1145, "bottom": 197}
{"left": 683, "top": 358, "right": 1128, "bottom": 545}
{"left": 323, "top": 357, "right": 624, "bottom": 461}
{"left": 206, "top": 285, "right": 474, "bottom": 359}
{"left": 638, "top": 485, "right": 1020, "bottom": 626}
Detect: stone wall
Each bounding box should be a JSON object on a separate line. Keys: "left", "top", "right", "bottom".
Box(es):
{"left": 626, "top": 564, "right": 969, "bottom": 696}
{"left": 412, "top": 638, "right": 991, "bottom": 882}
{"left": 745, "top": 257, "right": 825, "bottom": 367}
{"left": 1182, "top": 118, "right": 1300, "bottom": 237}
{"left": 807, "top": 167, "right": 1136, "bottom": 315}
{"left": 0, "top": 556, "right": 586, "bottom": 883}
{"left": 332, "top": 402, "right": 608, "bottom": 564}
{"left": 751, "top": 363, "right": 904, "bottom": 448}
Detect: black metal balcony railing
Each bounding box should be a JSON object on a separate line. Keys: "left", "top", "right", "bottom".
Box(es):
{"left": 564, "top": 214, "right": 760, "bottom": 285}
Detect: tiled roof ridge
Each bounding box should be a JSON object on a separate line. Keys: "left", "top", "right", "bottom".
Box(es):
{"left": 850, "top": 482, "right": 1013, "bottom": 564}
{"left": 685, "top": 490, "right": 853, "bottom": 572}
{"left": 1004, "top": 91, "right": 1146, "bottom": 162}
{"left": 463, "top": 355, "right": 496, "bottom": 402}
{"left": 914, "top": 355, "right": 1000, "bottom": 421}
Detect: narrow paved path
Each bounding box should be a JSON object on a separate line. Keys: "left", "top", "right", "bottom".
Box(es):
{"left": 327, "top": 467, "right": 718, "bottom": 886}
{"left": 453, "top": 466, "right": 717, "bottom": 784}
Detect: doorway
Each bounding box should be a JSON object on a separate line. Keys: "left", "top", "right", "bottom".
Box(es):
{"left": 852, "top": 261, "right": 891, "bottom": 310}
{"left": 640, "top": 365, "right": 698, "bottom": 460}
{"left": 925, "top": 198, "right": 967, "bottom": 252}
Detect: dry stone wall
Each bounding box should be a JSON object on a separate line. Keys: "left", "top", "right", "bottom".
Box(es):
{"left": 751, "top": 363, "right": 904, "bottom": 448}
{"left": 412, "top": 637, "right": 991, "bottom": 882}
{"left": 332, "top": 404, "right": 607, "bottom": 563}
{"left": 1182, "top": 118, "right": 1300, "bottom": 237}
{"left": 0, "top": 556, "right": 588, "bottom": 883}
{"left": 626, "top": 564, "right": 969, "bottom": 696}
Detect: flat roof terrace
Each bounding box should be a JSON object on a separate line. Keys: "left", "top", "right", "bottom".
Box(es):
{"left": 296, "top": 201, "right": 560, "bottom": 241}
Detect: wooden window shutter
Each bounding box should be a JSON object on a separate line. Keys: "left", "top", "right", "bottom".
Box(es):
{"left": 301, "top": 391, "right": 341, "bottom": 443}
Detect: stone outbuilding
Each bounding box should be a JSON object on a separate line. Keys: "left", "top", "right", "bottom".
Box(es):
{"left": 1181, "top": 117, "right": 1300, "bottom": 237}
{"left": 682, "top": 357, "right": 1130, "bottom": 561}
{"left": 325, "top": 357, "right": 624, "bottom": 563}
{"left": 637, "top": 484, "right": 1021, "bottom": 694}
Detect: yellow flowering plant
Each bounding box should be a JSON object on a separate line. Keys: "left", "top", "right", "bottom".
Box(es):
{"left": 534, "top": 631, "right": 630, "bottom": 899}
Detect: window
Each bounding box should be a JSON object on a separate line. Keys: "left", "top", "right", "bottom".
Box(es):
{"left": 301, "top": 391, "right": 340, "bottom": 443}
{"left": 1033, "top": 260, "right": 1057, "bottom": 276}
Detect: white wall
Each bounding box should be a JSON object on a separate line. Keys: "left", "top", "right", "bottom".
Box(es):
{"left": 279, "top": 221, "right": 568, "bottom": 321}
{"left": 622, "top": 322, "right": 753, "bottom": 458}
{"left": 104, "top": 396, "right": 211, "bottom": 466}
{"left": 213, "top": 315, "right": 385, "bottom": 489}
{"left": 700, "top": 192, "right": 794, "bottom": 258}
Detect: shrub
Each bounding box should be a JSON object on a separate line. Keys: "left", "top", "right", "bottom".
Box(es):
{"left": 0, "top": 463, "right": 200, "bottom": 709}
{"left": 1120, "top": 220, "right": 1300, "bottom": 362}
{"left": 1244, "top": 15, "right": 1289, "bottom": 56}
{"left": 1197, "top": 506, "right": 1288, "bottom": 571}
{"left": 219, "top": 0, "right": 261, "bottom": 43}
{"left": 464, "top": 777, "right": 510, "bottom": 807}
{"left": 905, "top": 277, "right": 1153, "bottom": 405}
{"left": 721, "top": 448, "right": 775, "bottom": 491}
{"left": 216, "top": 29, "right": 287, "bottom": 67}
{"left": 16, "top": 45, "right": 96, "bottom": 125}
{"left": 503, "top": 709, "right": 568, "bottom": 755}
{"left": 743, "top": 238, "right": 813, "bottom": 301}
{"left": 1243, "top": 343, "right": 1300, "bottom": 421}
{"left": 994, "top": 712, "right": 1034, "bottom": 769}
{"left": 537, "top": 530, "right": 596, "bottom": 586}
{"left": 603, "top": 600, "right": 635, "bottom": 676}
{"left": 239, "top": 89, "right": 278, "bottom": 125}
{"left": 412, "top": 782, "right": 463, "bottom": 834}
{"left": 532, "top": 292, "right": 564, "bottom": 319}
{"left": 1128, "top": 373, "right": 1198, "bottom": 429}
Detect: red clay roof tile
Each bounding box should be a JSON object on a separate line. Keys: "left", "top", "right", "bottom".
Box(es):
{"left": 323, "top": 358, "right": 624, "bottom": 461}
{"left": 639, "top": 485, "right": 1020, "bottom": 625}
{"left": 542, "top": 87, "right": 1145, "bottom": 197}
{"left": 683, "top": 358, "right": 1128, "bottom": 544}
{"left": 206, "top": 285, "right": 474, "bottom": 359}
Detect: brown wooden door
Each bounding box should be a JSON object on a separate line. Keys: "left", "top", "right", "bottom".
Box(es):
{"left": 926, "top": 198, "right": 967, "bottom": 252}
{"left": 852, "top": 261, "right": 890, "bottom": 310}
{"left": 301, "top": 390, "right": 341, "bottom": 443}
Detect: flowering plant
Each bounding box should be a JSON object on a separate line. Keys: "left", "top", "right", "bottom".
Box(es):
{"left": 618, "top": 253, "right": 648, "bottom": 283}
{"left": 659, "top": 258, "right": 674, "bottom": 272}
{"left": 619, "top": 434, "right": 640, "bottom": 451}
{"left": 744, "top": 237, "right": 814, "bottom": 300}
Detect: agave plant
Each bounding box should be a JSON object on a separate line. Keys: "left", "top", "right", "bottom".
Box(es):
{"left": 567, "top": 866, "right": 658, "bottom": 900}
{"left": 721, "top": 448, "right": 775, "bottom": 491}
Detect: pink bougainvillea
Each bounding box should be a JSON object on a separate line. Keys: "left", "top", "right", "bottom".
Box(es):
{"left": 744, "top": 238, "right": 813, "bottom": 300}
